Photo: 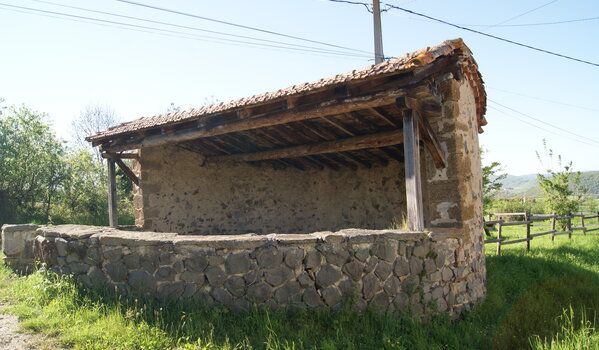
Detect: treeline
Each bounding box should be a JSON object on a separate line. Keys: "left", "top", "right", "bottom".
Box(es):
{"left": 0, "top": 103, "right": 133, "bottom": 227}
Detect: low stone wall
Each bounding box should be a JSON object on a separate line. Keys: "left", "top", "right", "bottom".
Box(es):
{"left": 32, "top": 225, "right": 485, "bottom": 317}
{"left": 1, "top": 224, "right": 40, "bottom": 272}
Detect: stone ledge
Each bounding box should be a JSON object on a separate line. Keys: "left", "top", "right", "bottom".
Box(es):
{"left": 36, "top": 225, "right": 430, "bottom": 249}
{"left": 2, "top": 224, "right": 40, "bottom": 233}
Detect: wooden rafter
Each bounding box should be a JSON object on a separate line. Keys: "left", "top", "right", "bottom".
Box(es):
{"left": 104, "top": 88, "right": 407, "bottom": 152}
{"left": 369, "top": 107, "right": 399, "bottom": 127}
{"left": 208, "top": 129, "right": 404, "bottom": 163}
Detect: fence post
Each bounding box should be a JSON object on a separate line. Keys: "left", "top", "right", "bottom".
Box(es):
{"left": 551, "top": 212, "right": 556, "bottom": 242}
{"left": 567, "top": 214, "right": 572, "bottom": 239}
{"left": 581, "top": 212, "right": 586, "bottom": 235}
{"left": 525, "top": 211, "right": 531, "bottom": 252}
{"left": 496, "top": 222, "right": 502, "bottom": 256}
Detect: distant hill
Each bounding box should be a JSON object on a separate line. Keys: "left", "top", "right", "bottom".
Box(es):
{"left": 498, "top": 171, "right": 599, "bottom": 198}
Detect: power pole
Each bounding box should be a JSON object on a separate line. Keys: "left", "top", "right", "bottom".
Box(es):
{"left": 373, "top": 0, "right": 384, "bottom": 64}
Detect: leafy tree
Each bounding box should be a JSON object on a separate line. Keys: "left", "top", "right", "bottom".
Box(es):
{"left": 481, "top": 149, "right": 507, "bottom": 215}
{"left": 536, "top": 140, "right": 587, "bottom": 229}
{"left": 0, "top": 105, "right": 67, "bottom": 225}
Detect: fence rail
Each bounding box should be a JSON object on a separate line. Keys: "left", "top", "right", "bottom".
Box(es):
{"left": 484, "top": 211, "right": 599, "bottom": 255}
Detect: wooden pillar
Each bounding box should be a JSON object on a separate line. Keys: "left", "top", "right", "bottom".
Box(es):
{"left": 402, "top": 110, "right": 424, "bottom": 231}
{"left": 107, "top": 159, "right": 118, "bottom": 227}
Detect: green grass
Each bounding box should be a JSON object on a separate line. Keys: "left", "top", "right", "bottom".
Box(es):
{"left": 0, "top": 232, "right": 598, "bottom": 349}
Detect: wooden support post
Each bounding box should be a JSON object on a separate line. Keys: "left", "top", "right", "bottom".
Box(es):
{"left": 567, "top": 214, "right": 572, "bottom": 239}
{"left": 497, "top": 223, "right": 502, "bottom": 256}
{"left": 581, "top": 213, "right": 586, "bottom": 235}
{"left": 107, "top": 159, "right": 118, "bottom": 228}
{"left": 551, "top": 212, "right": 556, "bottom": 242}
{"left": 402, "top": 109, "right": 424, "bottom": 231}
{"left": 525, "top": 212, "right": 531, "bottom": 252}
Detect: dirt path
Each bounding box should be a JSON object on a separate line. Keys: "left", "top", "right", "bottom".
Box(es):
{"left": 0, "top": 305, "right": 62, "bottom": 350}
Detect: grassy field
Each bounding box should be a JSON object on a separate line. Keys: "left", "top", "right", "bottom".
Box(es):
{"left": 0, "top": 230, "right": 597, "bottom": 350}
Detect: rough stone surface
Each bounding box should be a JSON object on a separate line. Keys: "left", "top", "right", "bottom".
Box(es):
{"left": 225, "top": 252, "right": 251, "bottom": 274}
{"left": 315, "top": 264, "right": 342, "bottom": 288}
{"left": 247, "top": 281, "right": 272, "bottom": 303}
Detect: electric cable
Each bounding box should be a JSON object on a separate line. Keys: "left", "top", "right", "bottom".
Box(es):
{"left": 114, "top": 0, "right": 373, "bottom": 55}
{"left": 488, "top": 99, "right": 599, "bottom": 145}
{"left": 0, "top": 3, "right": 370, "bottom": 59}
{"left": 28, "top": 0, "right": 369, "bottom": 58}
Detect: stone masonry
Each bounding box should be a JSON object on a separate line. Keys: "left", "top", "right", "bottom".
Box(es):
{"left": 1, "top": 224, "right": 40, "bottom": 272}
{"left": 31, "top": 224, "right": 485, "bottom": 318}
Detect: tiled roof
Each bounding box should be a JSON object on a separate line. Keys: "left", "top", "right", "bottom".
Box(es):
{"left": 88, "top": 38, "right": 486, "bottom": 142}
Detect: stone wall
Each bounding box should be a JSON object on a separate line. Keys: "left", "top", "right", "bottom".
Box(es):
{"left": 1, "top": 224, "right": 40, "bottom": 272}
{"left": 135, "top": 150, "right": 407, "bottom": 235}
{"left": 32, "top": 224, "right": 485, "bottom": 318}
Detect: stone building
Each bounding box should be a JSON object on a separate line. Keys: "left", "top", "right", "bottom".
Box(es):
{"left": 27, "top": 38, "right": 488, "bottom": 315}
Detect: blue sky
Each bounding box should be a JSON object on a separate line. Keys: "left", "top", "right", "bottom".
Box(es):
{"left": 1, "top": 0, "right": 598, "bottom": 175}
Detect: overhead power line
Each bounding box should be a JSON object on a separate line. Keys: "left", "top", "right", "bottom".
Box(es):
{"left": 0, "top": 3, "right": 369, "bottom": 59}
{"left": 459, "top": 16, "right": 599, "bottom": 28}
{"left": 384, "top": 4, "right": 599, "bottom": 67}
{"left": 28, "top": 0, "right": 370, "bottom": 58}
{"left": 488, "top": 0, "right": 558, "bottom": 29}
{"left": 487, "top": 99, "right": 599, "bottom": 147}
{"left": 488, "top": 87, "right": 599, "bottom": 113}
{"left": 114, "top": 0, "right": 372, "bottom": 55}
{"left": 487, "top": 106, "right": 599, "bottom": 149}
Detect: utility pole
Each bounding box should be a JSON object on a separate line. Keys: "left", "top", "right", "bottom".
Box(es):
{"left": 373, "top": 0, "right": 384, "bottom": 64}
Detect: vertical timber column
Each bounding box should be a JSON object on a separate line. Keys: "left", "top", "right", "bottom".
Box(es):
{"left": 107, "top": 159, "right": 118, "bottom": 227}
{"left": 403, "top": 110, "right": 424, "bottom": 231}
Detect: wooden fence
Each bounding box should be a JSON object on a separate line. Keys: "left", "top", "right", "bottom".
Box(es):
{"left": 484, "top": 212, "right": 599, "bottom": 255}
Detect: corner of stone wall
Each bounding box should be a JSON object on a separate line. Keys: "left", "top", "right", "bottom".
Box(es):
{"left": 2, "top": 224, "right": 40, "bottom": 272}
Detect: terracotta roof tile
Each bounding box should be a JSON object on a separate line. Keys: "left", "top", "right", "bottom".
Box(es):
{"left": 88, "top": 38, "right": 486, "bottom": 142}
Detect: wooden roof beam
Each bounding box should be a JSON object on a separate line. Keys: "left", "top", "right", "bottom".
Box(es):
{"left": 208, "top": 129, "right": 404, "bottom": 163}
{"left": 104, "top": 88, "right": 407, "bottom": 152}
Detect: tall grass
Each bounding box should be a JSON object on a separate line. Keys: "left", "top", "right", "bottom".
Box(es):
{"left": 0, "top": 232, "right": 597, "bottom": 349}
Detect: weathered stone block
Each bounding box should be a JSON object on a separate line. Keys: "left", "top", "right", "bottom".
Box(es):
{"left": 155, "top": 266, "right": 176, "bottom": 281}
{"left": 225, "top": 252, "right": 251, "bottom": 274}
{"left": 409, "top": 256, "right": 423, "bottom": 275}
{"left": 321, "top": 286, "right": 342, "bottom": 307}
{"left": 374, "top": 261, "right": 392, "bottom": 281}
{"left": 104, "top": 262, "right": 128, "bottom": 283}
{"left": 323, "top": 246, "right": 350, "bottom": 266}
{"left": 181, "top": 271, "right": 205, "bottom": 284}
{"left": 205, "top": 267, "right": 227, "bottom": 287}
{"left": 256, "top": 246, "right": 283, "bottom": 268}
{"left": 342, "top": 261, "right": 364, "bottom": 281}
{"left": 158, "top": 282, "right": 185, "bottom": 300}
{"left": 284, "top": 248, "right": 304, "bottom": 268}
{"left": 274, "top": 281, "right": 301, "bottom": 304}
{"left": 371, "top": 242, "right": 397, "bottom": 262}
{"left": 304, "top": 250, "right": 322, "bottom": 269}
{"left": 185, "top": 255, "right": 208, "bottom": 273}
{"left": 129, "top": 270, "right": 157, "bottom": 293}
{"left": 303, "top": 287, "right": 323, "bottom": 307}
{"left": 87, "top": 267, "right": 107, "bottom": 288}
{"left": 315, "top": 264, "right": 341, "bottom": 288}
{"left": 224, "top": 276, "right": 246, "bottom": 297}
{"left": 353, "top": 247, "right": 370, "bottom": 262}
{"left": 393, "top": 257, "right": 410, "bottom": 277}
{"left": 264, "top": 265, "right": 294, "bottom": 287}
{"left": 103, "top": 247, "right": 123, "bottom": 262}
{"left": 55, "top": 238, "right": 68, "bottom": 257}
{"left": 362, "top": 273, "right": 381, "bottom": 300}
{"left": 247, "top": 281, "right": 272, "bottom": 303}
{"left": 211, "top": 288, "right": 233, "bottom": 305}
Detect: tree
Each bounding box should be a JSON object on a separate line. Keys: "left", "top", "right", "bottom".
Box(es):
{"left": 536, "top": 140, "right": 587, "bottom": 229}
{"left": 71, "top": 104, "right": 119, "bottom": 162}
{"left": 481, "top": 149, "right": 507, "bottom": 215}
{"left": 0, "top": 105, "right": 67, "bottom": 225}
